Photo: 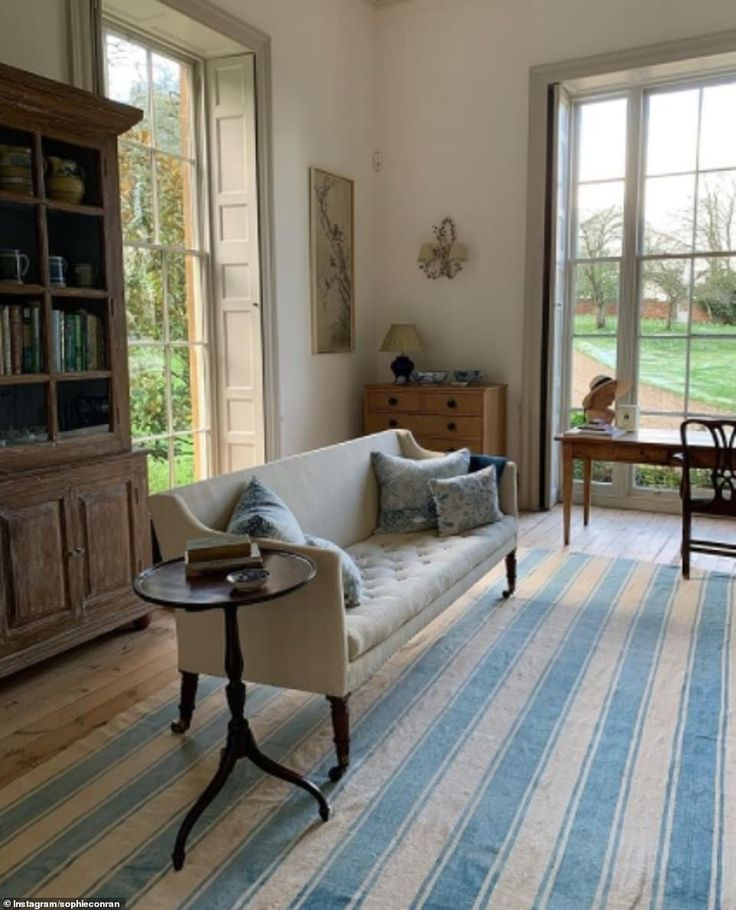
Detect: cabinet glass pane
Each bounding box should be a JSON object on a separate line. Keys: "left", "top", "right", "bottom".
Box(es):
{"left": 0, "top": 383, "right": 48, "bottom": 445}
{"left": 57, "top": 378, "right": 110, "bottom": 435}
{"left": 0, "top": 201, "right": 40, "bottom": 285}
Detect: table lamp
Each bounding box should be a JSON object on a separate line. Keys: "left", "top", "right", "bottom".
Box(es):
{"left": 379, "top": 323, "right": 422, "bottom": 384}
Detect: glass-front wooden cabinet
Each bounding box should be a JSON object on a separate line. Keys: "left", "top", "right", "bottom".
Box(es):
{"left": 0, "top": 62, "right": 152, "bottom": 677}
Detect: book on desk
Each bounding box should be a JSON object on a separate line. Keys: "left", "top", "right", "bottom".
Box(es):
{"left": 563, "top": 419, "right": 627, "bottom": 439}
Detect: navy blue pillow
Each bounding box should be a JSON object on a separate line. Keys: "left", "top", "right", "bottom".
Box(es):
{"left": 469, "top": 454, "right": 507, "bottom": 480}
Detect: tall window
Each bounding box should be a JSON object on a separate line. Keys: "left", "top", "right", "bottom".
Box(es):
{"left": 566, "top": 78, "right": 736, "bottom": 496}
{"left": 104, "top": 29, "right": 210, "bottom": 493}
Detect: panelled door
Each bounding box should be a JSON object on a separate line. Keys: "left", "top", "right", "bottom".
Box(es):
{"left": 206, "top": 54, "right": 264, "bottom": 473}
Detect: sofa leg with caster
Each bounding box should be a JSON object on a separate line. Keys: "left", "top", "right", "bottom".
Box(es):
{"left": 171, "top": 671, "right": 199, "bottom": 734}
{"left": 326, "top": 694, "right": 350, "bottom": 781}
{"left": 502, "top": 549, "right": 517, "bottom": 599}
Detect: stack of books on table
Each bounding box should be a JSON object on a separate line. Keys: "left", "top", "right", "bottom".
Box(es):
{"left": 564, "top": 419, "right": 626, "bottom": 438}
{"left": 184, "top": 534, "right": 263, "bottom": 579}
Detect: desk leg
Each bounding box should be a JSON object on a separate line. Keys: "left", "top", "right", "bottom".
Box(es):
{"left": 562, "top": 445, "right": 573, "bottom": 546}
{"left": 583, "top": 459, "right": 592, "bottom": 527}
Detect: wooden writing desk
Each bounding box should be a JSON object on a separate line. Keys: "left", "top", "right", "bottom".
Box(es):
{"left": 555, "top": 429, "right": 716, "bottom": 545}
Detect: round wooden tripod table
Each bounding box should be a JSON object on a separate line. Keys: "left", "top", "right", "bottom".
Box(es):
{"left": 133, "top": 549, "right": 330, "bottom": 871}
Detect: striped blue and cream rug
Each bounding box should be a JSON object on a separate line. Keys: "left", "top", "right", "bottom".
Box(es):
{"left": 0, "top": 549, "right": 734, "bottom": 909}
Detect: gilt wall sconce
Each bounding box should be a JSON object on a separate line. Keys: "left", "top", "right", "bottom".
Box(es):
{"left": 418, "top": 217, "right": 468, "bottom": 279}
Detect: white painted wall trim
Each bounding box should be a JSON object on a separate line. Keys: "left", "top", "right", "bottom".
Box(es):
{"left": 67, "top": 0, "right": 103, "bottom": 91}
{"left": 521, "top": 27, "right": 736, "bottom": 512}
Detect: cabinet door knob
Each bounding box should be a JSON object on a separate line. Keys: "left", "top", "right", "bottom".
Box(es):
{"left": 447, "top": 398, "right": 457, "bottom": 409}
{"left": 388, "top": 397, "right": 398, "bottom": 407}
{"left": 388, "top": 419, "right": 398, "bottom": 428}
{"left": 447, "top": 422, "right": 457, "bottom": 432}
{"left": 67, "top": 546, "right": 85, "bottom": 557}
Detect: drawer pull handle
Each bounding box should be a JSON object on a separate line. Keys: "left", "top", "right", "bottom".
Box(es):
{"left": 447, "top": 398, "right": 457, "bottom": 409}
{"left": 388, "top": 419, "right": 398, "bottom": 428}
{"left": 447, "top": 422, "right": 457, "bottom": 432}
{"left": 388, "top": 397, "right": 398, "bottom": 406}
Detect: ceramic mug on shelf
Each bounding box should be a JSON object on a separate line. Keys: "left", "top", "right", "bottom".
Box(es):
{"left": 73, "top": 262, "right": 95, "bottom": 288}
{"left": 48, "top": 255, "right": 67, "bottom": 288}
{"left": 0, "top": 248, "right": 30, "bottom": 283}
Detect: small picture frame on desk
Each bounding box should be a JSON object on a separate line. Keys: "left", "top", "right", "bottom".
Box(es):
{"left": 616, "top": 405, "right": 639, "bottom": 432}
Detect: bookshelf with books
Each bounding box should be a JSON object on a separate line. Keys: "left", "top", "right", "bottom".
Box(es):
{"left": 0, "top": 63, "right": 152, "bottom": 678}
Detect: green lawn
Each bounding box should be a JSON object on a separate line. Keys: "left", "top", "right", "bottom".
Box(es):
{"left": 574, "top": 316, "right": 736, "bottom": 411}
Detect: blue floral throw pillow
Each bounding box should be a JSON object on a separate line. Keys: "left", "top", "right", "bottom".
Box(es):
{"left": 429, "top": 464, "right": 503, "bottom": 537}
{"left": 305, "top": 535, "right": 363, "bottom": 608}
{"left": 371, "top": 448, "right": 471, "bottom": 534}
{"left": 227, "top": 477, "right": 306, "bottom": 544}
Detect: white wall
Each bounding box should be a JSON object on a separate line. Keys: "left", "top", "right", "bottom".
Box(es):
{"left": 212, "top": 0, "right": 378, "bottom": 457}
{"left": 374, "top": 0, "right": 736, "bottom": 463}
{"left": 0, "top": 0, "right": 68, "bottom": 81}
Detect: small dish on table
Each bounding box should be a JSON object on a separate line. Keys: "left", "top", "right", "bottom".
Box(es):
{"left": 453, "top": 370, "right": 484, "bottom": 385}
{"left": 411, "top": 370, "right": 448, "bottom": 384}
{"left": 226, "top": 568, "right": 270, "bottom": 592}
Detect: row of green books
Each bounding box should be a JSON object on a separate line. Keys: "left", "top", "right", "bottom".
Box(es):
{"left": 52, "top": 310, "right": 106, "bottom": 373}
{"left": 0, "top": 303, "right": 42, "bottom": 375}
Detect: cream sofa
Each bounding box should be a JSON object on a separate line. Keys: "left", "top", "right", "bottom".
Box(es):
{"left": 149, "top": 429, "right": 518, "bottom": 779}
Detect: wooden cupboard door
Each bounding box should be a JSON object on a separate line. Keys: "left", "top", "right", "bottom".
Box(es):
{"left": 0, "top": 488, "right": 76, "bottom": 639}
{"left": 73, "top": 467, "right": 142, "bottom": 616}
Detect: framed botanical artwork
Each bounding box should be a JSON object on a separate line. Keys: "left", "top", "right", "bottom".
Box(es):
{"left": 310, "top": 167, "right": 354, "bottom": 353}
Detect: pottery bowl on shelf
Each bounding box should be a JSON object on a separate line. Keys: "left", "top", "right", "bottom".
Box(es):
{"left": 411, "top": 370, "right": 448, "bottom": 384}
{"left": 453, "top": 370, "right": 484, "bottom": 384}
{"left": 226, "top": 568, "right": 270, "bottom": 593}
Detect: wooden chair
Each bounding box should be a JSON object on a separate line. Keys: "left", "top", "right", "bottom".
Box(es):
{"left": 680, "top": 418, "right": 736, "bottom": 578}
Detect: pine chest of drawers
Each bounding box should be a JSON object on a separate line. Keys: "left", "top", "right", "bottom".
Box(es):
{"left": 363, "top": 383, "right": 506, "bottom": 455}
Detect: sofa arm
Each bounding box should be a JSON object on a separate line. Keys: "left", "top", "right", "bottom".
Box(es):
{"left": 498, "top": 461, "right": 518, "bottom": 518}
{"left": 175, "top": 539, "right": 351, "bottom": 697}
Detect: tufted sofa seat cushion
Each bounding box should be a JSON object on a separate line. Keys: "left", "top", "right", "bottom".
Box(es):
{"left": 344, "top": 515, "right": 516, "bottom": 660}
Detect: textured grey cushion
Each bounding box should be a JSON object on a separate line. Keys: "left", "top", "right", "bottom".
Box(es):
{"left": 429, "top": 464, "right": 503, "bottom": 537}
{"left": 371, "top": 448, "right": 471, "bottom": 534}
{"left": 227, "top": 477, "right": 306, "bottom": 544}
{"left": 306, "top": 534, "right": 363, "bottom": 608}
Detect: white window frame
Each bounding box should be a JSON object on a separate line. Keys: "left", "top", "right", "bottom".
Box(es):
{"left": 562, "top": 73, "right": 736, "bottom": 511}
{"left": 102, "top": 20, "right": 215, "bottom": 490}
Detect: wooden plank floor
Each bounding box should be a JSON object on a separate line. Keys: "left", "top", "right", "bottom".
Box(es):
{"left": 1, "top": 504, "right": 734, "bottom": 788}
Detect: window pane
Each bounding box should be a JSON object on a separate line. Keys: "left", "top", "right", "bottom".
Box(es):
{"left": 634, "top": 464, "right": 681, "bottom": 490}
{"left": 689, "top": 338, "right": 736, "bottom": 414}
{"left": 124, "top": 247, "right": 163, "bottom": 341}
{"left": 576, "top": 182, "right": 624, "bottom": 257}
{"left": 174, "top": 434, "right": 195, "bottom": 486}
{"left": 167, "top": 253, "right": 202, "bottom": 342}
{"left": 170, "top": 346, "right": 192, "bottom": 433}
{"left": 642, "top": 175, "right": 695, "bottom": 254}
{"left": 119, "top": 145, "right": 153, "bottom": 243}
{"left": 572, "top": 337, "right": 617, "bottom": 409}
{"left": 638, "top": 338, "right": 687, "bottom": 412}
{"left": 640, "top": 259, "right": 690, "bottom": 334}
{"left": 106, "top": 35, "right": 150, "bottom": 145}
{"left": 645, "top": 89, "right": 699, "bottom": 176}
{"left": 695, "top": 171, "right": 736, "bottom": 253}
{"left": 129, "top": 345, "right": 167, "bottom": 438}
{"left": 578, "top": 98, "right": 627, "bottom": 182}
{"left": 699, "top": 83, "right": 736, "bottom": 172}
{"left": 573, "top": 262, "right": 619, "bottom": 334}
{"left": 156, "top": 155, "right": 191, "bottom": 247}
{"left": 152, "top": 53, "right": 190, "bottom": 157}
{"left": 692, "top": 256, "right": 736, "bottom": 332}
{"left": 144, "top": 443, "right": 170, "bottom": 494}
{"left": 639, "top": 413, "right": 686, "bottom": 430}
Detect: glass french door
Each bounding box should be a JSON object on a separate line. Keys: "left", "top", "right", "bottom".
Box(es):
{"left": 562, "top": 76, "right": 736, "bottom": 508}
